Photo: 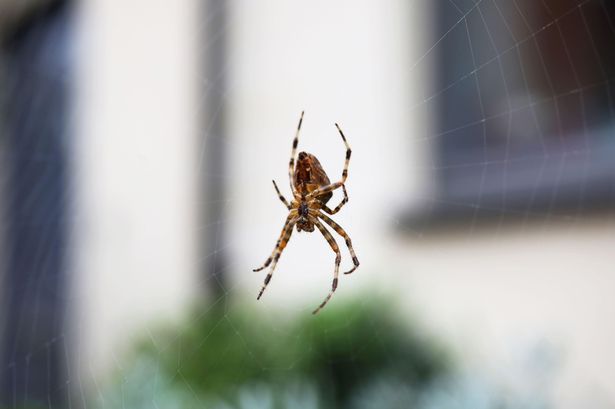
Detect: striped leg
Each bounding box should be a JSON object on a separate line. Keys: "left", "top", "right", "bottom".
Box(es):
{"left": 310, "top": 217, "right": 342, "bottom": 314}
{"left": 288, "top": 111, "right": 304, "bottom": 195}
{"left": 255, "top": 215, "right": 298, "bottom": 300}
{"left": 322, "top": 185, "right": 348, "bottom": 215}
{"left": 307, "top": 123, "right": 351, "bottom": 200}
{"left": 317, "top": 212, "right": 359, "bottom": 275}
{"left": 272, "top": 180, "right": 290, "bottom": 209}
{"left": 253, "top": 213, "right": 296, "bottom": 273}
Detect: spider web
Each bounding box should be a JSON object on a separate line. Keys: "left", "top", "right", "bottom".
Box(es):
{"left": 1, "top": 0, "right": 615, "bottom": 408}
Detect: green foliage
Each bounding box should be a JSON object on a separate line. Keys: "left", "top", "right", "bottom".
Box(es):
{"left": 121, "top": 298, "right": 449, "bottom": 408}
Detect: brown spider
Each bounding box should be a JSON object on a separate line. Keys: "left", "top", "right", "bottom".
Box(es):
{"left": 253, "top": 111, "right": 360, "bottom": 314}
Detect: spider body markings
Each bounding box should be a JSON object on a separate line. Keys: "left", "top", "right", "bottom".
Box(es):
{"left": 294, "top": 152, "right": 330, "bottom": 233}
{"left": 253, "top": 111, "right": 360, "bottom": 314}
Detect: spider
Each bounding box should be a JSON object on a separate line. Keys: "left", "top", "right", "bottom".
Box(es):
{"left": 253, "top": 111, "right": 360, "bottom": 314}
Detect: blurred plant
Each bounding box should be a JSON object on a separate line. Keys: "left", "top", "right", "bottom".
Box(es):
{"left": 92, "top": 298, "right": 555, "bottom": 409}
{"left": 93, "top": 298, "right": 449, "bottom": 409}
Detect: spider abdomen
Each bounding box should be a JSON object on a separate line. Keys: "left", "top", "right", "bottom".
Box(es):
{"left": 293, "top": 151, "right": 332, "bottom": 204}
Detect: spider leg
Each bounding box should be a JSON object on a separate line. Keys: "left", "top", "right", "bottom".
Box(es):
{"left": 253, "top": 213, "right": 296, "bottom": 272}
{"left": 310, "top": 216, "right": 341, "bottom": 314}
{"left": 307, "top": 122, "right": 351, "bottom": 200}
{"left": 317, "top": 212, "right": 360, "bottom": 275}
{"left": 272, "top": 180, "right": 291, "bottom": 209}
{"left": 321, "top": 185, "right": 348, "bottom": 215}
{"left": 255, "top": 215, "right": 298, "bottom": 300}
{"left": 288, "top": 111, "right": 304, "bottom": 195}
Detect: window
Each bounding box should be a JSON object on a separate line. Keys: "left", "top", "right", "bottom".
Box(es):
{"left": 412, "top": 0, "right": 615, "bottom": 227}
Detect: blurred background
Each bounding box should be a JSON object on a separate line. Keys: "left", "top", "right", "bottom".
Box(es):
{"left": 1, "top": 0, "right": 614, "bottom": 408}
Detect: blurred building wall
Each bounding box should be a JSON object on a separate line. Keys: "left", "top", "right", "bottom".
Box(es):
{"left": 226, "top": 1, "right": 615, "bottom": 408}
{"left": 395, "top": 222, "right": 615, "bottom": 408}
{"left": 72, "top": 0, "right": 200, "bottom": 383}
{"left": 62, "top": 1, "right": 615, "bottom": 407}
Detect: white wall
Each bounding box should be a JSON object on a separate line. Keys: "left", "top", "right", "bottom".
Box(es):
{"left": 227, "top": 0, "right": 432, "bottom": 311}
{"left": 394, "top": 221, "right": 615, "bottom": 408}
{"left": 73, "top": 0, "right": 200, "bottom": 380}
